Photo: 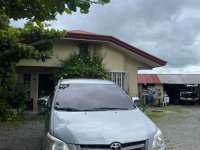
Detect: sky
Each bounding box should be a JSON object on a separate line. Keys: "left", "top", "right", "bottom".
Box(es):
{"left": 10, "top": 0, "right": 200, "bottom": 74}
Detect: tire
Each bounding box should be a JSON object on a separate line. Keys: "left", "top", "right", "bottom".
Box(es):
{"left": 174, "top": 99, "right": 180, "bottom": 105}
{"left": 190, "top": 101, "right": 194, "bottom": 105}
{"left": 179, "top": 100, "right": 183, "bottom": 105}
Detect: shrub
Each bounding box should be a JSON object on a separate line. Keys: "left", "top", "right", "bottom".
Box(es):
{"left": 10, "top": 107, "right": 25, "bottom": 121}
{"left": 54, "top": 44, "right": 108, "bottom": 80}
{"left": 0, "top": 82, "right": 26, "bottom": 109}
{"left": 0, "top": 100, "right": 14, "bottom": 121}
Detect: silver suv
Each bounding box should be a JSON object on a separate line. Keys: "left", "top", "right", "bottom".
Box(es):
{"left": 39, "top": 79, "right": 165, "bottom": 150}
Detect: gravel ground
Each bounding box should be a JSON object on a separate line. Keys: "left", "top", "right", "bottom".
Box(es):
{"left": 0, "top": 105, "right": 200, "bottom": 150}
{"left": 0, "top": 116, "right": 44, "bottom": 150}
{"left": 153, "top": 105, "right": 200, "bottom": 150}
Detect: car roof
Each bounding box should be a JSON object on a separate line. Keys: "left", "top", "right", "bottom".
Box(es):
{"left": 60, "top": 79, "right": 114, "bottom": 85}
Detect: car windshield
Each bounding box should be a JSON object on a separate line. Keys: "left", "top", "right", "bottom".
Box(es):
{"left": 181, "top": 92, "right": 198, "bottom": 98}
{"left": 54, "top": 83, "right": 135, "bottom": 111}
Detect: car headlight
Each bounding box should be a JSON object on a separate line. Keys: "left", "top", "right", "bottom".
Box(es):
{"left": 151, "top": 129, "right": 165, "bottom": 150}
{"left": 47, "top": 132, "right": 70, "bottom": 150}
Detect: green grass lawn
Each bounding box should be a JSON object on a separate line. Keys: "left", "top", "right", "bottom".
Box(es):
{"left": 159, "top": 105, "right": 186, "bottom": 113}
{"left": 0, "top": 113, "right": 44, "bottom": 126}
{"left": 146, "top": 111, "right": 165, "bottom": 120}
{"left": 146, "top": 105, "right": 187, "bottom": 121}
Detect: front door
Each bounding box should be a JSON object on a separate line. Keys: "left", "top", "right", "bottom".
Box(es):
{"left": 38, "top": 74, "right": 54, "bottom": 98}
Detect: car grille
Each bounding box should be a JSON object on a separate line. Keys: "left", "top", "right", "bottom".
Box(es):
{"left": 78, "top": 141, "right": 146, "bottom": 150}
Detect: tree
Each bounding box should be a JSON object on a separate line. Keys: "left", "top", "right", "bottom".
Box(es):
{"left": 0, "top": 13, "right": 66, "bottom": 107}
{"left": 54, "top": 43, "right": 108, "bottom": 80}
{"left": 0, "top": 0, "right": 110, "bottom": 108}
{"left": 1, "top": 0, "right": 110, "bottom": 21}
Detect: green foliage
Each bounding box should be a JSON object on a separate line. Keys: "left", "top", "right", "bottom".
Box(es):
{"left": 0, "top": 81, "right": 26, "bottom": 122}
{"left": 0, "top": 82, "right": 27, "bottom": 109}
{"left": 54, "top": 44, "right": 108, "bottom": 80}
{"left": 22, "top": 21, "right": 66, "bottom": 42}
{"left": 0, "top": 0, "right": 110, "bottom": 22}
{"left": 9, "top": 107, "right": 25, "bottom": 121}
{"left": 0, "top": 99, "right": 26, "bottom": 122}
{"left": 146, "top": 111, "right": 164, "bottom": 121}
{"left": 137, "top": 97, "right": 148, "bottom": 113}
{"left": 0, "top": 20, "right": 65, "bottom": 100}
{"left": 0, "top": 100, "right": 13, "bottom": 121}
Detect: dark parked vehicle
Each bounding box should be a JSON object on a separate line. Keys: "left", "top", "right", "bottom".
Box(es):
{"left": 38, "top": 79, "right": 165, "bottom": 150}
{"left": 180, "top": 91, "right": 199, "bottom": 104}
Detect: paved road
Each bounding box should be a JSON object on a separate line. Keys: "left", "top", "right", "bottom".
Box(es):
{"left": 154, "top": 105, "right": 200, "bottom": 150}
{"left": 0, "top": 105, "right": 200, "bottom": 150}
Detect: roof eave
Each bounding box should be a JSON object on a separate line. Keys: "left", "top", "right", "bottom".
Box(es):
{"left": 66, "top": 32, "right": 167, "bottom": 67}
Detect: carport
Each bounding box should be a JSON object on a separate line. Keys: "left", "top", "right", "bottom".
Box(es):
{"left": 158, "top": 74, "right": 200, "bottom": 104}
{"left": 138, "top": 74, "right": 200, "bottom": 104}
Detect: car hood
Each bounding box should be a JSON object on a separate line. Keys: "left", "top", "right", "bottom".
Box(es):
{"left": 51, "top": 109, "right": 157, "bottom": 144}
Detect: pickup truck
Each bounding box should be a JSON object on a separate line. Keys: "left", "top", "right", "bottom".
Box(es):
{"left": 180, "top": 91, "right": 199, "bottom": 104}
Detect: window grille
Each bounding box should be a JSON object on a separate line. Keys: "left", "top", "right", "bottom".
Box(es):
{"left": 23, "top": 74, "right": 31, "bottom": 91}
{"left": 108, "top": 72, "right": 127, "bottom": 90}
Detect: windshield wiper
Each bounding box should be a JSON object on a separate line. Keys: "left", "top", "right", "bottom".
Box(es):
{"left": 90, "top": 107, "right": 129, "bottom": 111}
{"left": 55, "top": 107, "right": 80, "bottom": 111}
{"left": 55, "top": 107, "right": 129, "bottom": 111}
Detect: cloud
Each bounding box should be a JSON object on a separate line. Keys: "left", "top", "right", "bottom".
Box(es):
{"left": 10, "top": 0, "right": 200, "bottom": 73}
{"left": 139, "top": 65, "right": 200, "bottom": 74}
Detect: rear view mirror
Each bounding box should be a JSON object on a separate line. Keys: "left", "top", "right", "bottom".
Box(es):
{"left": 37, "top": 96, "right": 49, "bottom": 108}
{"left": 131, "top": 97, "right": 141, "bottom": 106}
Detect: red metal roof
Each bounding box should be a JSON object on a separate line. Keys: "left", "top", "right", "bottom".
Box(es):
{"left": 138, "top": 74, "right": 161, "bottom": 84}
{"left": 68, "top": 30, "right": 98, "bottom": 35}
{"left": 67, "top": 30, "right": 167, "bottom": 67}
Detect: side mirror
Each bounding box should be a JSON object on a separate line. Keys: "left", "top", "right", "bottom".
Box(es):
{"left": 37, "top": 96, "right": 49, "bottom": 108}
{"left": 131, "top": 97, "right": 141, "bottom": 106}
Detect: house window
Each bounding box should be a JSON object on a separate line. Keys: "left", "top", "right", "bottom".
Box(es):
{"left": 108, "top": 72, "right": 127, "bottom": 91}
{"left": 23, "top": 74, "right": 31, "bottom": 88}
{"left": 23, "top": 74, "right": 31, "bottom": 97}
